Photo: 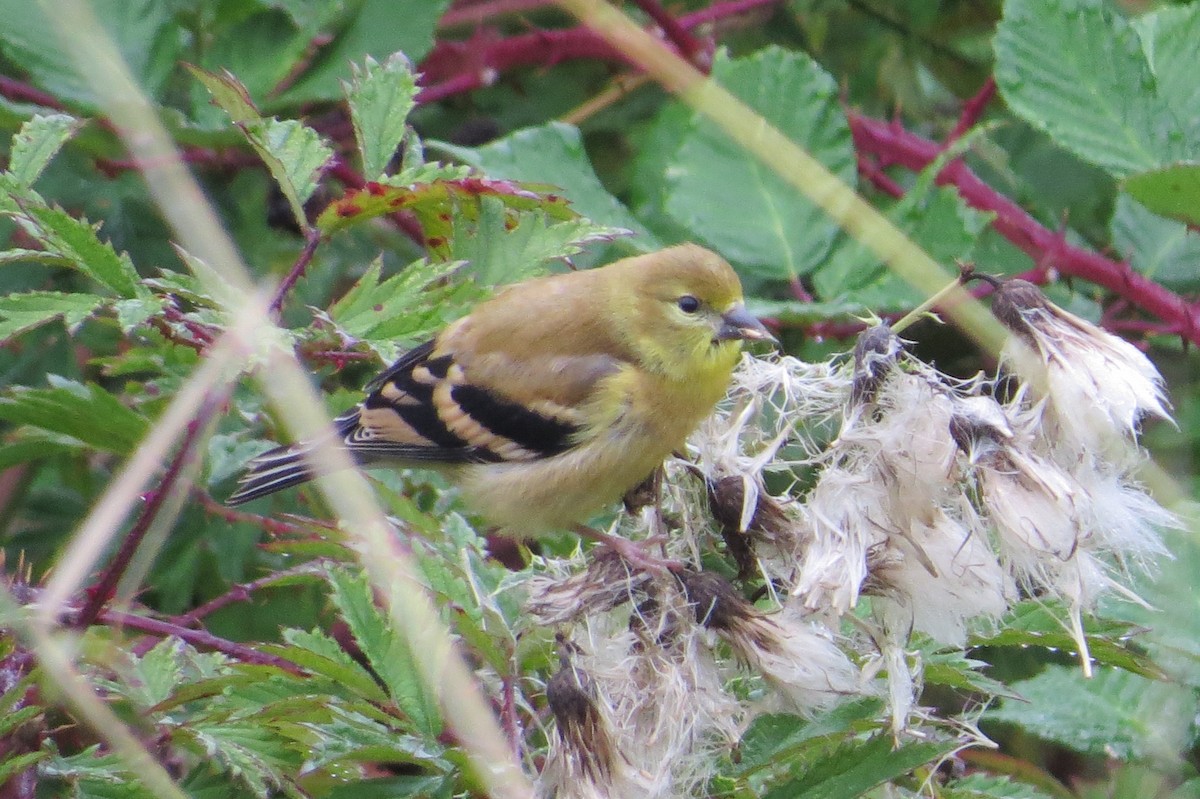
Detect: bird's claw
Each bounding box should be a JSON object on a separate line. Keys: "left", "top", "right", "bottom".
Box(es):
{"left": 574, "top": 526, "right": 682, "bottom": 575}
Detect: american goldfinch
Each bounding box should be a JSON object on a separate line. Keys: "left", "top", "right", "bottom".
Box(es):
{"left": 229, "top": 243, "right": 772, "bottom": 540}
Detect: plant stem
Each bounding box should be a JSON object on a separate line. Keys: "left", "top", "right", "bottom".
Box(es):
{"left": 891, "top": 272, "right": 968, "bottom": 335}
{"left": 95, "top": 608, "right": 305, "bottom": 673}
{"left": 269, "top": 227, "right": 322, "bottom": 317}
{"left": 944, "top": 77, "right": 997, "bottom": 146}
{"left": 631, "top": 0, "right": 707, "bottom": 64}
{"left": 74, "top": 389, "right": 227, "bottom": 628}
{"left": 850, "top": 112, "right": 1200, "bottom": 344}
{"left": 172, "top": 561, "right": 328, "bottom": 628}
{"left": 194, "top": 490, "right": 314, "bottom": 536}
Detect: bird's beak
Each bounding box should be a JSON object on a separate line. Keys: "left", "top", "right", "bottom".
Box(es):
{"left": 716, "top": 305, "right": 776, "bottom": 344}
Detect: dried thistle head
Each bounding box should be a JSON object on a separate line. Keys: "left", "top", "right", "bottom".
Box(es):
{"left": 873, "top": 375, "right": 960, "bottom": 525}
{"left": 866, "top": 511, "right": 1010, "bottom": 647}
{"left": 793, "top": 463, "right": 888, "bottom": 614}
{"left": 977, "top": 446, "right": 1081, "bottom": 568}
{"left": 681, "top": 569, "right": 768, "bottom": 643}
{"left": 539, "top": 636, "right": 650, "bottom": 799}
{"left": 795, "top": 366, "right": 962, "bottom": 615}
{"left": 705, "top": 474, "right": 808, "bottom": 580}
{"left": 569, "top": 580, "right": 742, "bottom": 798}
{"left": 545, "top": 642, "right": 618, "bottom": 786}
{"left": 628, "top": 588, "right": 688, "bottom": 653}
{"left": 681, "top": 570, "right": 861, "bottom": 715}
{"left": 526, "top": 550, "right": 651, "bottom": 626}
{"left": 991, "top": 279, "right": 1171, "bottom": 453}
{"left": 949, "top": 394, "right": 1014, "bottom": 464}
{"left": 850, "top": 323, "right": 902, "bottom": 407}
{"left": 1072, "top": 469, "right": 1175, "bottom": 563}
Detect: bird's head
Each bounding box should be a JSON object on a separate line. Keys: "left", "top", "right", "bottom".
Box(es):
{"left": 613, "top": 243, "right": 775, "bottom": 379}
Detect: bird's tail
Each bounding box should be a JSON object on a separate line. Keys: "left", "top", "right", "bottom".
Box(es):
{"left": 226, "top": 412, "right": 359, "bottom": 505}
{"left": 226, "top": 443, "right": 322, "bottom": 505}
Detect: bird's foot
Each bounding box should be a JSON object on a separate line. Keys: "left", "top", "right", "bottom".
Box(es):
{"left": 573, "top": 525, "right": 683, "bottom": 575}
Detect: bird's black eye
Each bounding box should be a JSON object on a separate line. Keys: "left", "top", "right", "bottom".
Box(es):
{"left": 677, "top": 295, "right": 701, "bottom": 313}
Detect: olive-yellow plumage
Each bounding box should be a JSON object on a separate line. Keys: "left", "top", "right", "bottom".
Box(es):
{"left": 229, "top": 243, "right": 771, "bottom": 535}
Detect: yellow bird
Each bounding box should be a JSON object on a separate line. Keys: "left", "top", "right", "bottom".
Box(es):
{"left": 229, "top": 243, "right": 772, "bottom": 554}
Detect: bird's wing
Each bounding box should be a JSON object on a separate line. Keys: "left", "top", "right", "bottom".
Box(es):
{"left": 346, "top": 335, "right": 621, "bottom": 464}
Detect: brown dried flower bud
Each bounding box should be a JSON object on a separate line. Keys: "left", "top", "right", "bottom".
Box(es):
{"left": 989, "top": 278, "right": 1053, "bottom": 340}
{"left": 680, "top": 570, "right": 773, "bottom": 651}
{"left": 546, "top": 646, "right": 618, "bottom": 785}
{"left": 681, "top": 570, "right": 861, "bottom": 714}
{"left": 851, "top": 324, "right": 901, "bottom": 406}
{"left": 948, "top": 395, "right": 1014, "bottom": 457}
{"left": 526, "top": 550, "right": 651, "bottom": 625}
{"left": 705, "top": 475, "right": 806, "bottom": 580}
{"left": 706, "top": 475, "right": 751, "bottom": 533}
{"left": 989, "top": 277, "right": 1170, "bottom": 452}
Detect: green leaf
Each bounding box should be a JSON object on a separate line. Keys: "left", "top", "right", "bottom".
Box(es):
{"left": 189, "top": 65, "right": 332, "bottom": 228}
{"left": 0, "top": 188, "right": 143, "bottom": 298}
{"left": 405, "top": 519, "right": 509, "bottom": 672}
{"left": 0, "top": 751, "right": 47, "bottom": 788}
{"left": 1110, "top": 193, "right": 1200, "bottom": 291}
{"left": 1122, "top": 163, "right": 1200, "bottom": 228}
{"left": 922, "top": 648, "right": 1023, "bottom": 701}
{"left": 180, "top": 767, "right": 261, "bottom": 799}
{"left": 1132, "top": 3, "right": 1200, "bottom": 147}
{"left": 438, "top": 121, "right": 658, "bottom": 248}
{"left": 326, "top": 256, "right": 475, "bottom": 361}
{"left": 944, "top": 774, "right": 1059, "bottom": 799}
{"left": 123, "top": 638, "right": 185, "bottom": 709}
{"left": 7, "top": 113, "right": 83, "bottom": 187}
{"left": 324, "top": 775, "right": 453, "bottom": 799}
{"left": 735, "top": 698, "right": 884, "bottom": 776}
{"left": 175, "top": 721, "right": 299, "bottom": 799}
{"left": 170, "top": 244, "right": 243, "bottom": 310}
{"left": 300, "top": 704, "right": 449, "bottom": 773}
{"left": 187, "top": 65, "right": 259, "bottom": 124}
{"left": 206, "top": 433, "right": 274, "bottom": 489}
{"left": 316, "top": 176, "right": 576, "bottom": 260}
{"left": 391, "top": 160, "right": 473, "bottom": 187}
{"left": 274, "top": 0, "right": 453, "bottom": 105}
{"left": 986, "top": 665, "right": 1196, "bottom": 760}
{"left": 0, "top": 376, "right": 149, "bottom": 455}
{"left": 994, "top": 0, "right": 1191, "bottom": 177}
{"left": 268, "top": 628, "right": 387, "bottom": 703}
{"left": 195, "top": 9, "right": 322, "bottom": 109}
{"left": 0, "top": 434, "right": 80, "bottom": 470}
{"left": 1171, "top": 778, "right": 1200, "bottom": 799}
{"left": 0, "top": 291, "right": 106, "bottom": 342}
{"left": 346, "top": 53, "right": 419, "bottom": 179}
{"left": 112, "top": 296, "right": 165, "bottom": 334}
{"left": 325, "top": 568, "right": 442, "bottom": 737}
{"left": 0, "top": 0, "right": 179, "bottom": 109}
{"left": 448, "top": 197, "right": 627, "bottom": 285}
{"left": 663, "top": 47, "right": 855, "bottom": 279}
{"left": 0, "top": 247, "right": 71, "bottom": 266}
{"left": 244, "top": 117, "right": 333, "bottom": 207}
{"left": 971, "top": 600, "right": 1166, "bottom": 681}
{"left": 269, "top": 0, "right": 345, "bottom": 31}
{"left": 0, "top": 704, "right": 43, "bottom": 739}
{"left": 41, "top": 748, "right": 159, "bottom": 799}
{"left": 763, "top": 734, "right": 956, "bottom": 799}
{"left": 1104, "top": 526, "right": 1200, "bottom": 689}
{"left": 627, "top": 100, "right": 694, "bottom": 243}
